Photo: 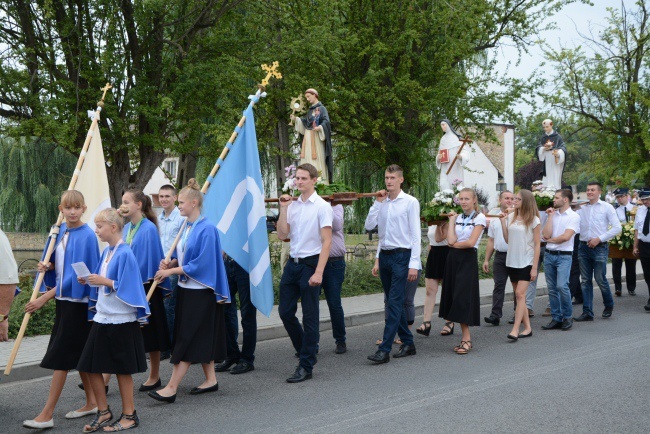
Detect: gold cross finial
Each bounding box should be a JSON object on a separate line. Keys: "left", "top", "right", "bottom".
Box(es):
{"left": 261, "top": 62, "right": 282, "bottom": 87}
{"left": 100, "top": 83, "right": 113, "bottom": 101}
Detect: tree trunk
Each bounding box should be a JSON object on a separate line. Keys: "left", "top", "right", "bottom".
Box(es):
{"left": 273, "top": 97, "right": 292, "bottom": 196}
{"left": 176, "top": 152, "right": 198, "bottom": 188}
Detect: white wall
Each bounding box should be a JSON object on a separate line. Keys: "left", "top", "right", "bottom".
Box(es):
{"left": 503, "top": 126, "right": 515, "bottom": 192}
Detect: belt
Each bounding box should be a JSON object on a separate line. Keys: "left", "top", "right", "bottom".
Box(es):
{"left": 289, "top": 254, "right": 320, "bottom": 264}
{"left": 546, "top": 250, "right": 572, "bottom": 256}
{"left": 540, "top": 242, "right": 547, "bottom": 247}
{"left": 328, "top": 256, "right": 345, "bottom": 262}
{"left": 580, "top": 240, "right": 603, "bottom": 245}
{"left": 495, "top": 250, "right": 507, "bottom": 254}
{"left": 380, "top": 248, "right": 411, "bottom": 255}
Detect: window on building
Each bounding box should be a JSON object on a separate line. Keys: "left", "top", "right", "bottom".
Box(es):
{"left": 164, "top": 159, "right": 177, "bottom": 178}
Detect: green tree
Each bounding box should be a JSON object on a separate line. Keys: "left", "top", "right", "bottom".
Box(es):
{"left": 544, "top": 0, "right": 650, "bottom": 186}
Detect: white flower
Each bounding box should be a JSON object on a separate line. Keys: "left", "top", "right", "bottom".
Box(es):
{"left": 443, "top": 189, "right": 453, "bottom": 195}
{"left": 443, "top": 197, "right": 452, "bottom": 204}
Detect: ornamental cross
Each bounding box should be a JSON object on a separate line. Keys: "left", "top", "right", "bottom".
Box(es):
{"left": 261, "top": 62, "right": 282, "bottom": 87}
{"left": 100, "top": 83, "right": 113, "bottom": 101}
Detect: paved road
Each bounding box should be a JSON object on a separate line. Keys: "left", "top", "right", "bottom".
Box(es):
{"left": 1, "top": 285, "right": 649, "bottom": 433}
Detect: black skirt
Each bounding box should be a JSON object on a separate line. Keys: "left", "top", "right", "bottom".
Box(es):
{"left": 77, "top": 321, "right": 147, "bottom": 375}
{"left": 425, "top": 245, "right": 449, "bottom": 279}
{"left": 40, "top": 299, "right": 92, "bottom": 371}
{"left": 171, "top": 287, "right": 226, "bottom": 365}
{"left": 140, "top": 282, "right": 171, "bottom": 353}
{"left": 506, "top": 265, "right": 533, "bottom": 283}
{"left": 438, "top": 248, "right": 481, "bottom": 326}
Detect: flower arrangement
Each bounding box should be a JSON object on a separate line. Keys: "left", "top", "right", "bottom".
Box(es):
{"left": 315, "top": 180, "right": 351, "bottom": 196}
{"left": 421, "top": 187, "right": 462, "bottom": 223}
{"left": 282, "top": 164, "right": 298, "bottom": 195}
{"left": 610, "top": 222, "right": 635, "bottom": 250}
{"left": 531, "top": 180, "right": 556, "bottom": 210}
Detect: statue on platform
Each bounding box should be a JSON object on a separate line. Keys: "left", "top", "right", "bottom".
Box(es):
{"left": 535, "top": 118, "right": 567, "bottom": 189}
{"left": 290, "top": 88, "right": 333, "bottom": 183}
{"left": 436, "top": 119, "right": 470, "bottom": 190}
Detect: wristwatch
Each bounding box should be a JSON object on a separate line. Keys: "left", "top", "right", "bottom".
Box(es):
{"left": 0, "top": 313, "right": 8, "bottom": 322}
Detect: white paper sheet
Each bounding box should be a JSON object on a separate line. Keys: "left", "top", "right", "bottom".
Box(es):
{"left": 71, "top": 262, "right": 100, "bottom": 287}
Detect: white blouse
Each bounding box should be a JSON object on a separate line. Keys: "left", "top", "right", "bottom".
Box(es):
{"left": 505, "top": 215, "right": 540, "bottom": 269}
{"left": 427, "top": 225, "right": 448, "bottom": 247}
{"left": 454, "top": 212, "right": 486, "bottom": 249}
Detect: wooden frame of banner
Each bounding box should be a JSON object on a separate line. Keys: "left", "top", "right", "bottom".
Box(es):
{"left": 4, "top": 84, "right": 113, "bottom": 375}
{"left": 146, "top": 64, "right": 281, "bottom": 302}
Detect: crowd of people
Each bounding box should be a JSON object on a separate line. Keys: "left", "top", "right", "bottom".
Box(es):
{"left": 1, "top": 163, "right": 649, "bottom": 431}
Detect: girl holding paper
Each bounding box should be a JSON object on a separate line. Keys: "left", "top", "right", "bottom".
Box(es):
{"left": 22, "top": 190, "right": 101, "bottom": 430}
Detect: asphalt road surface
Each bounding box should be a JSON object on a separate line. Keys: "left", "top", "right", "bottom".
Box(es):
{"left": 1, "top": 284, "right": 649, "bottom": 433}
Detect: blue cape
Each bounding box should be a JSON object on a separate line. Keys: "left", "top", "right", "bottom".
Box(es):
{"left": 40, "top": 223, "right": 100, "bottom": 300}
{"left": 89, "top": 243, "right": 150, "bottom": 323}
{"left": 177, "top": 218, "right": 230, "bottom": 303}
{"left": 123, "top": 218, "right": 170, "bottom": 295}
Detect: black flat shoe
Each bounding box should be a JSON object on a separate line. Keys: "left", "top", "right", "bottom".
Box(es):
{"left": 335, "top": 342, "right": 347, "bottom": 354}
{"left": 367, "top": 350, "right": 390, "bottom": 364}
{"left": 138, "top": 378, "right": 161, "bottom": 392}
{"left": 215, "top": 358, "right": 239, "bottom": 373}
{"left": 189, "top": 382, "right": 219, "bottom": 395}
{"left": 541, "top": 320, "right": 563, "bottom": 330}
{"left": 393, "top": 344, "right": 416, "bottom": 358}
{"left": 574, "top": 313, "right": 594, "bottom": 322}
{"left": 602, "top": 308, "right": 613, "bottom": 318}
{"left": 286, "top": 366, "right": 312, "bottom": 383}
{"left": 507, "top": 317, "right": 515, "bottom": 324}
{"left": 484, "top": 315, "right": 500, "bottom": 326}
{"left": 147, "top": 390, "right": 176, "bottom": 403}
{"left": 518, "top": 331, "right": 533, "bottom": 338}
{"left": 628, "top": 290, "right": 636, "bottom": 296}
{"left": 230, "top": 360, "right": 255, "bottom": 375}
{"left": 78, "top": 384, "right": 109, "bottom": 394}
{"left": 615, "top": 290, "right": 622, "bottom": 296}
{"left": 507, "top": 334, "right": 518, "bottom": 341}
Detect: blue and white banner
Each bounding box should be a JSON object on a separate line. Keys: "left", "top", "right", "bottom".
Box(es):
{"left": 203, "top": 98, "right": 274, "bottom": 316}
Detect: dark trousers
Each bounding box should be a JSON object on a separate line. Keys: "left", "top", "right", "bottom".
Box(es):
{"left": 569, "top": 236, "right": 582, "bottom": 302}
{"left": 639, "top": 241, "right": 650, "bottom": 300}
{"left": 279, "top": 260, "right": 321, "bottom": 372}
{"left": 224, "top": 259, "right": 257, "bottom": 364}
{"left": 163, "top": 275, "right": 178, "bottom": 343}
{"left": 612, "top": 258, "right": 637, "bottom": 293}
{"left": 378, "top": 250, "right": 414, "bottom": 353}
{"left": 321, "top": 259, "right": 346, "bottom": 344}
{"left": 490, "top": 252, "right": 509, "bottom": 318}
{"left": 383, "top": 269, "right": 422, "bottom": 325}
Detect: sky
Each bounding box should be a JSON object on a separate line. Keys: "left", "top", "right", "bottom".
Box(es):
{"left": 493, "top": 0, "right": 623, "bottom": 116}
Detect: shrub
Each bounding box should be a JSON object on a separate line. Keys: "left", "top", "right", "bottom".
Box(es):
{"left": 8, "top": 275, "right": 57, "bottom": 338}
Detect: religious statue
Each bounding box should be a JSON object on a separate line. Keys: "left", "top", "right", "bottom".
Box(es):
{"left": 436, "top": 119, "right": 470, "bottom": 190}
{"left": 290, "top": 88, "right": 333, "bottom": 183}
{"left": 535, "top": 118, "right": 567, "bottom": 189}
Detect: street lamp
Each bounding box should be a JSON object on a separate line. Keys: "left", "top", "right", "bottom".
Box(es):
{"left": 496, "top": 178, "right": 507, "bottom": 193}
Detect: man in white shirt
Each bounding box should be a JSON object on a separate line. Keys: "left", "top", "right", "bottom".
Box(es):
{"left": 157, "top": 184, "right": 184, "bottom": 358}
{"left": 483, "top": 190, "right": 514, "bottom": 325}
{"left": 365, "top": 164, "right": 421, "bottom": 364}
{"left": 0, "top": 229, "right": 19, "bottom": 341}
{"left": 277, "top": 163, "right": 332, "bottom": 383}
{"left": 575, "top": 182, "right": 621, "bottom": 321}
{"left": 632, "top": 188, "right": 650, "bottom": 311}
{"left": 541, "top": 189, "right": 581, "bottom": 330}
{"left": 612, "top": 187, "right": 637, "bottom": 296}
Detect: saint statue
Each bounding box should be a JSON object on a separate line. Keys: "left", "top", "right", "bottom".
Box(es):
{"left": 436, "top": 119, "right": 470, "bottom": 190}
{"left": 290, "top": 88, "right": 333, "bottom": 183}
{"left": 535, "top": 118, "right": 567, "bottom": 189}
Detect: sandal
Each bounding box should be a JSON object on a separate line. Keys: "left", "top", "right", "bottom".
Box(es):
{"left": 102, "top": 411, "right": 139, "bottom": 432}
{"left": 440, "top": 321, "right": 454, "bottom": 336}
{"left": 375, "top": 338, "right": 402, "bottom": 345}
{"left": 454, "top": 340, "right": 473, "bottom": 355}
{"left": 83, "top": 407, "right": 113, "bottom": 433}
{"left": 416, "top": 321, "right": 431, "bottom": 336}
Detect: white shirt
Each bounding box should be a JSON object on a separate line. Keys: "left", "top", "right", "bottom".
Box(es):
{"left": 544, "top": 208, "right": 580, "bottom": 251}
{"left": 427, "top": 225, "right": 448, "bottom": 247}
{"left": 365, "top": 190, "right": 422, "bottom": 269}
{"left": 0, "top": 229, "right": 18, "bottom": 285}
{"left": 487, "top": 215, "right": 508, "bottom": 252}
{"left": 505, "top": 215, "right": 540, "bottom": 268}
{"left": 635, "top": 205, "right": 650, "bottom": 243}
{"left": 93, "top": 245, "right": 137, "bottom": 324}
{"left": 288, "top": 191, "right": 333, "bottom": 258}
{"left": 453, "top": 212, "right": 486, "bottom": 249}
{"left": 577, "top": 200, "right": 621, "bottom": 242}
{"left": 615, "top": 202, "right": 635, "bottom": 223}
{"left": 53, "top": 234, "right": 87, "bottom": 304}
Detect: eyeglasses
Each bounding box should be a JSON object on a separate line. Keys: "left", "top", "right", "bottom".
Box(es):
{"left": 513, "top": 198, "right": 522, "bottom": 201}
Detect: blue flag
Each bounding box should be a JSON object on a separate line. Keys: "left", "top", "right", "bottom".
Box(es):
{"left": 203, "top": 98, "right": 274, "bottom": 317}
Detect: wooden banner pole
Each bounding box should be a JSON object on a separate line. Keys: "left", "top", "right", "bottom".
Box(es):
{"left": 445, "top": 136, "right": 472, "bottom": 176}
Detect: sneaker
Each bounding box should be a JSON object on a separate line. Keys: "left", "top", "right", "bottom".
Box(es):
{"left": 561, "top": 318, "right": 573, "bottom": 330}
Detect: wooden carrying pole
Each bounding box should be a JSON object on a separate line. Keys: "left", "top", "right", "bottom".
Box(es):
{"left": 4, "top": 84, "right": 113, "bottom": 375}
{"left": 147, "top": 62, "right": 281, "bottom": 301}
{"left": 445, "top": 136, "right": 472, "bottom": 176}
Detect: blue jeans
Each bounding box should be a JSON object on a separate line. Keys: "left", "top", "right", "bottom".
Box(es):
{"left": 321, "top": 259, "right": 346, "bottom": 344}
{"left": 224, "top": 259, "right": 257, "bottom": 364}
{"left": 578, "top": 242, "right": 614, "bottom": 317}
{"left": 378, "top": 250, "right": 414, "bottom": 353}
{"left": 544, "top": 252, "right": 573, "bottom": 322}
{"left": 163, "top": 274, "right": 178, "bottom": 342}
{"left": 525, "top": 245, "right": 545, "bottom": 310}
{"left": 279, "top": 260, "right": 321, "bottom": 373}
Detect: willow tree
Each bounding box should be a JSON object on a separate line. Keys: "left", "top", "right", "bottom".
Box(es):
{"left": 0, "top": 138, "right": 76, "bottom": 232}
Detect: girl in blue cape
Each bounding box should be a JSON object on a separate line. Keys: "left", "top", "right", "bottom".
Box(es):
{"left": 22, "top": 190, "right": 101, "bottom": 430}
{"left": 76, "top": 208, "right": 149, "bottom": 432}
{"left": 149, "top": 179, "right": 229, "bottom": 404}
{"left": 119, "top": 190, "right": 171, "bottom": 392}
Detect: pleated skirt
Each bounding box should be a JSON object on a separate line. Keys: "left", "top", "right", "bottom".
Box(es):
{"left": 171, "top": 287, "right": 226, "bottom": 365}
{"left": 140, "top": 282, "right": 171, "bottom": 353}
{"left": 76, "top": 321, "right": 147, "bottom": 375}
{"left": 40, "top": 299, "right": 92, "bottom": 371}
{"left": 438, "top": 248, "right": 481, "bottom": 326}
